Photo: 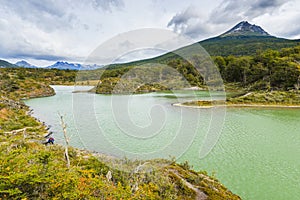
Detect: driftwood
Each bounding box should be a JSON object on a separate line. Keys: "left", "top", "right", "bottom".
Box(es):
{"left": 4, "top": 127, "right": 31, "bottom": 136}
{"left": 60, "top": 115, "right": 70, "bottom": 168}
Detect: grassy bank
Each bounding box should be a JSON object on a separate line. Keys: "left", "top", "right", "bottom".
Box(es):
{"left": 0, "top": 124, "right": 240, "bottom": 199}
{"left": 227, "top": 90, "right": 300, "bottom": 105}
{"left": 179, "top": 91, "right": 300, "bottom": 108}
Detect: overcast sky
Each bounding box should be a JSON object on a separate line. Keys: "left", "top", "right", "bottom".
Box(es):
{"left": 1, "top": 0, "right": 300, "bottom": 66}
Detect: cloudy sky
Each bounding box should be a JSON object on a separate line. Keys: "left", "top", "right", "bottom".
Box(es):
{"left": 1, "top": 0, "right": 300, "bottom": 66}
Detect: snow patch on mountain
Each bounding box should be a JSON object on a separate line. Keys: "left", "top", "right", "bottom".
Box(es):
{"left": 221, "top": 21, "right": 270, "bottom": 37}
{"left": 45, "top": 61, "right": 103, "bottom": 70}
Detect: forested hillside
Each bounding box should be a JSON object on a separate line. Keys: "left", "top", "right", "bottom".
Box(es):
{"left": 91, "top": 45, "right": 300, "bottom": 94}
{"left": 214, "top": 45, "right": 300, "bottom": 90}
{"left": 1, "top": 44, "right": 299, "bottom": 95}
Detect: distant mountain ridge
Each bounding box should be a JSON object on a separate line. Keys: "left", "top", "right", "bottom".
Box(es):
{"left": 0, "top": 59, "right": 104, "bottom": 70}
{"left": 46, "top": 61, "right": 82, "bottom": 70}
{"left": 45, "top": 61, "right": 103, "bottom": 70}
{"left": 3, "top": 60, "right": 103, "bottom": 70}
{"left": 15, "top": 60, "right": 37, "bottom": 68}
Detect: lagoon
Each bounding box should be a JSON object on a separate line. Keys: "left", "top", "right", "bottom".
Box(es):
{"left": 25, "top": 85, "right": 300, "bottom": 199}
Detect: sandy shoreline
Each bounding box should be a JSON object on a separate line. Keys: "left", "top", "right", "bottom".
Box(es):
{"left": 172, "top": 102, "right": 300, "bottom": 109}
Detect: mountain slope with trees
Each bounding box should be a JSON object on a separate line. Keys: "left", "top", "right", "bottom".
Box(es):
{"left": 105, "top": 21, "right": 300, "bottom": 68}
{"left": 91, "top": 44, "right": 300, "bottom": 96}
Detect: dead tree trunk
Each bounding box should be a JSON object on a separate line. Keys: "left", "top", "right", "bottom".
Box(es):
{"left": 60, "top": 115, "right": 70, "bottom": 168}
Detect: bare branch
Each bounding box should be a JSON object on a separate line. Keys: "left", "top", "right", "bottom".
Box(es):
{"left": 60, "top": 115, "right": 70, "bottom": 168}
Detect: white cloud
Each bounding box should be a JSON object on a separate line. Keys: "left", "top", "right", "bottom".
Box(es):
{"left": 252, "top": 1, "right": 300, "bottom": 39}
{"left": 167, "top": 0, "right": 300, "bottom": 40}
{"left": 0, "top": 0, "right": 299, "bottom": 66}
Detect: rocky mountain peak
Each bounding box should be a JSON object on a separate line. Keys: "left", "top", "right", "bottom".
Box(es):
{"left": 220, "top": 21, "right": 270, "bottom": 37}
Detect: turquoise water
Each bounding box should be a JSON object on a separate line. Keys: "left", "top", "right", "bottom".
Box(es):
{"left": 25, "top": 86, "right": 300, "bottom": 199}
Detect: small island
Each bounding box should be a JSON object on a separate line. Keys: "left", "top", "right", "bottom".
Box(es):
{"left": 175, "top": 90, "right": 300, "bottom": 109}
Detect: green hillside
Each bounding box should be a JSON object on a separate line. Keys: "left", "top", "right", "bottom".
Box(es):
{"left": 104, "top": 36, "right": 300, "bottom": 73}
{"left": 106, "top": 22, "right": 300, "bottom": 68}
{"left": 94, "top": 22, "right": 300, "bottom": 95}
{"left": 90, "top": 44, "right": 300, "bottom": 94}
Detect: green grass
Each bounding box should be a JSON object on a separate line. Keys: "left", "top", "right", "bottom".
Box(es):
{"left": 228, "top": 90, "right": 300, "bottom": 105}
{"left": 181, "top": 91, "right": 300, "bottom": 107}
{"left": 0, "top": 117, "right": 240, "bottom": 199}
